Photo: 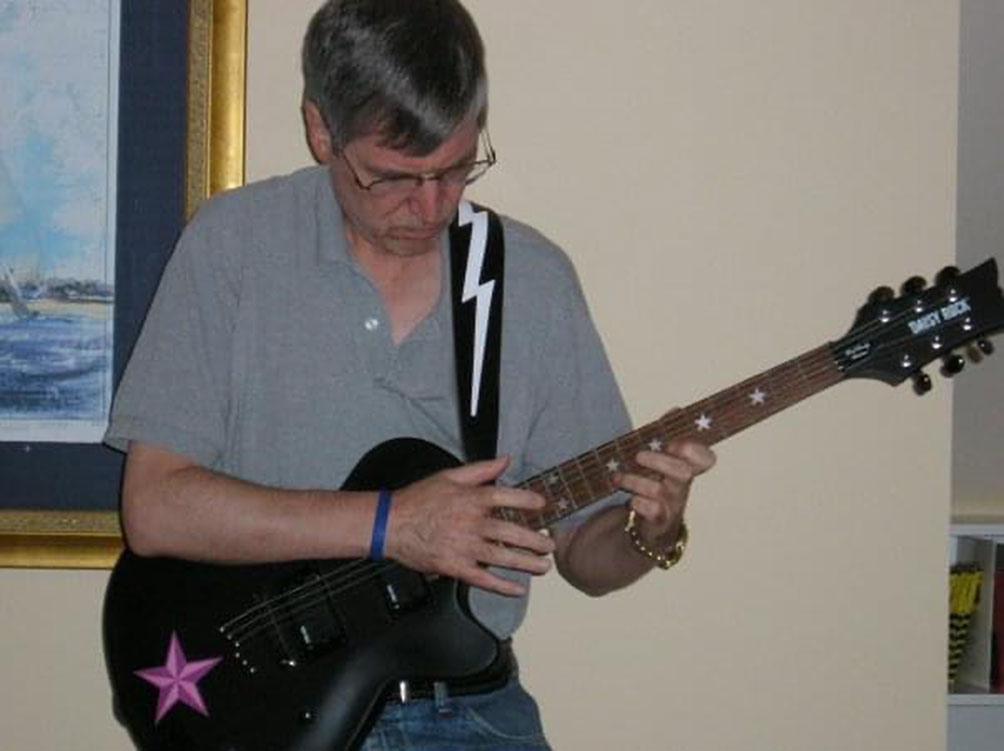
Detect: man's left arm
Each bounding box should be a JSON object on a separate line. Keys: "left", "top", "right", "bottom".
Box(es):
{"left": 552, "top": 439, "right": 715, "bottom": 597}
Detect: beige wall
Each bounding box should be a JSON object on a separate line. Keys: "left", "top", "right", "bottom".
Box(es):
{"left": 953, "top": 0, "right": 1004, "bottom": 518}
{"left": 0, "top": 2, "right": 960, "bottom": 749}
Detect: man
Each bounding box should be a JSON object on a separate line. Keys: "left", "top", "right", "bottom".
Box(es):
{"left": 106, "top": 1, "right": 715, "bottom": 749}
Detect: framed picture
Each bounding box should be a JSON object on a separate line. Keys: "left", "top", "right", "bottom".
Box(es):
{"left": 0, "top": 0, "right": 247, "bottom": 568}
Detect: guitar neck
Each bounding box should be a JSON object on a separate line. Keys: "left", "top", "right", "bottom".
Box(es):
{"left": 510, "top": 343, "right": 845, "bottom": 530}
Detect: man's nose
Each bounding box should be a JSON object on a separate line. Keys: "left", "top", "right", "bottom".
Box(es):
{"left": 409, "top": 178, "right": 450, "bottom": 224}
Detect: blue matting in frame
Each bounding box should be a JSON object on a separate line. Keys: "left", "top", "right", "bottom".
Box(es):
{"left": 1, "top": 3, "right": 188, "bottom": 511}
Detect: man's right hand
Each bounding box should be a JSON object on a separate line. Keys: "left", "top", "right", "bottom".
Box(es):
{"left": 385, "top": 456, "right": 555, "bottom": 597}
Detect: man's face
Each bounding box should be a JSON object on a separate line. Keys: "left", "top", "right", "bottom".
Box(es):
{"left": 327, "top": 120, "right": 481, "bottom": 258}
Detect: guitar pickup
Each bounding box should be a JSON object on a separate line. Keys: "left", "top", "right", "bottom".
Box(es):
{"left": 290, "top": 603, "right": 346, "bottom": 658}
{"left": 379, "top": 567, "right": 430, "bottom": 618}
{"left": 256, "top": 566, "right": 348, "bottom": 670}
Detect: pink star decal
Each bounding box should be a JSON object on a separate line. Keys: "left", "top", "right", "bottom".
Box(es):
{"left": 135, "top": 631, "right": 222, "bottom": 724}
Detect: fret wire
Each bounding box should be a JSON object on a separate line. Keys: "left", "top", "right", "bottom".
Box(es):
{"left": 567, "top": 455, "right": 595, "bottom": 506}
{"left": 575, "top": 441, "right": 626, "bottom": 499}
{"left": 591, "top": 445, "right": 621, "bottom": 495}
{"left": 645, "top": 422, "right": 669, "bottom": 451}
{"left": 522, "top": 476, "right": 555, "bottom": 527}
{"left": 522, "top": 507, "right": 540, "bottom": 529}
{"left": 546, "top": 461, "right": 580, "bottom": 519}
{"left": 606, "top": 432, "right": 639, "bottom": 477}
{"left": 578, "top": 451, "right": 607, "bottom": 498}
{"left": 715, "top": 373, "right": 810, "bottom": 432}
{"left": 794, "top": 353, "right": 813, "bottom": 392}
{"left": 622, "top": 424, "right": 666, "bottom": 484}
{"left": 622, "top": 433, "right": 644, "bottom": 464}
{"left": 563, "top": 437, "right": 637, "bottom": 514}
{"left": 569, "top": 450, "right": 616, "bottom": 507}
{"left": 495, "top": 501, "right": 533, "bottom": 529}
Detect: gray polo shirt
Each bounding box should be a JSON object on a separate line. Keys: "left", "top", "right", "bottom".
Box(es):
{"left": 106, "top": 165, "right": 630, "bottom": 637}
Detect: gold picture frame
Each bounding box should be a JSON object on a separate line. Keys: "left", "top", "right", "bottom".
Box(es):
{"left": 0, "top": 0, "right": 247, "bottom": 569}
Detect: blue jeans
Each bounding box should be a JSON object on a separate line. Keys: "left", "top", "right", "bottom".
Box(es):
{"left": 359, "top": 677, "right": 552, "bottom": 751}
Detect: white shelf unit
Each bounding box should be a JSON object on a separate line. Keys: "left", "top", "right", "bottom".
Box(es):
{"left": 948, "top": 518, "right": 1004, "bottom": 751}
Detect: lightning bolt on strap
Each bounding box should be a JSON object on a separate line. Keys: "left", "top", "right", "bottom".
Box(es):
{"left": 450, "top": 201, "right": 505, "bottom": 462}
{"left": 457, "top": 202, "right": 494, "bottom": 418}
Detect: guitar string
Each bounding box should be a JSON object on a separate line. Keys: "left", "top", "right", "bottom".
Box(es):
{"left": 221, "top": 558, "right": 400, "bottom": 642}
{"left": 221, "top": 354, "right": 844, "bottom": 642}
{"left": 525, "top": 284, "right": 977, "bottom": 509}
{"left": 224, "top": 565, "right": 418, "bottom": 650}
{"left": 222, "top": 341, "right": 889, "bottom": 640}
{"left": 221, "top": 291, "right": 969, "bottom": 643}
{"left": 517, "top": 348, "right": 839, "bottom": 520}
{"left": 545, "top": 312, "right": 981, "bottom": 528}
{"left": 515, "top": 304, "right": 969, "bottom": 529}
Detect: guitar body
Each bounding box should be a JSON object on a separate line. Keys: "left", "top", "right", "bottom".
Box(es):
{"left": 103, "top": 438, "right": 501, "bottom": 751}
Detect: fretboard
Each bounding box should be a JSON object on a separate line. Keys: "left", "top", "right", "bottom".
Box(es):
{"left": 507, "top": 343, "right": 844, "bottom": 530}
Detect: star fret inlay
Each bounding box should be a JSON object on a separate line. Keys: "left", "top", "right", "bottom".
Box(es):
{"left": 695, "top": 414, "right": 713, "bottom": 432}
{"left": 750, "top": 387, "right": 767, "bottom": 406}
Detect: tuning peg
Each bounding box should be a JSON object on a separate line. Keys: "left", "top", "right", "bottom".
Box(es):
{"left": 902, "top": 276, "right": 927, "bottom": 295}
{"left": 941, "top": 353, "right": 966, "bottom": 377}
{"left": 868, "top": 286, "right": 896, "bottom": 305}
{"left": 967, "top": 338, "right": 994, "bottom": 364}
{"left": 912, "top": 371, "right": 933, "bottom": 395}
{"left": 935, "top": 266, "right": 960, "bottom": 286}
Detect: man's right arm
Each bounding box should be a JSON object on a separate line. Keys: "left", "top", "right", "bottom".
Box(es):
{"left": 121, "top": 441, "right": 377, "bottom": 563}
{"left": 121, "top": 441, "right": 555, "bottom": 597}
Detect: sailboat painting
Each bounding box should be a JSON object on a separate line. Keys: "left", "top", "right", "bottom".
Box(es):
{"left": 0, "top": 0, "right": 120, "bottom": 443}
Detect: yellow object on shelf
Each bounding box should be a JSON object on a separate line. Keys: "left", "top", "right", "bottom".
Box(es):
{"left": 948, "top": 566, "right": 984, "bottom": 691}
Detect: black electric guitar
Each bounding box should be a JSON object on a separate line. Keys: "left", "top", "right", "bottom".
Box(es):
{"left": 103, "top": 260, "right": 1004, "bottom": 751}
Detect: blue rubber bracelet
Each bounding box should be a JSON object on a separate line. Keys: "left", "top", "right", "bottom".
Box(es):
{"left": 369, "top": 489, "right": 393, "bottom": 561}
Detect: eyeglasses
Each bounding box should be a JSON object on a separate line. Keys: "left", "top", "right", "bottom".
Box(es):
{"left": 338, "top": 131, "right": 497, "bottom": 199}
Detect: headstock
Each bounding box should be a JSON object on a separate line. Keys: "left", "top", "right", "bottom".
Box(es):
{"left": 833, "top": 258, "right": 1004, "bottom": 391}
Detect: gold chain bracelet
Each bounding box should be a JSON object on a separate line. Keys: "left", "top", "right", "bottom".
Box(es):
{"left": 624, "top": 510, "right": 688, "bottom": 570}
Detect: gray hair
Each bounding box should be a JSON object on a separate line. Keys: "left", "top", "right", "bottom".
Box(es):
{"left": 302, "top": 0, "right": 488, "bottom": 155}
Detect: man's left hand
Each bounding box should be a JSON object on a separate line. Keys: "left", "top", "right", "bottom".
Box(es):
{"left": 617, "top": 438, "right": 716, "bottom": 548}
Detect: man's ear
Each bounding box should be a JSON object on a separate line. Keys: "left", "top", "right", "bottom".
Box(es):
{"left": 302, "top": 99, "right": 333, "bottom": 164}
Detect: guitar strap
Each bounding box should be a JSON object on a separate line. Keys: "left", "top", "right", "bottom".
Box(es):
{"left": 449, "top": 200, "right": 505, "bottom": 462}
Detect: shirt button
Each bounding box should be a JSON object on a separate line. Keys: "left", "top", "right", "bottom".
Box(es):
{"left": 364, "top": 317, "right": 380, "bottom": 332}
